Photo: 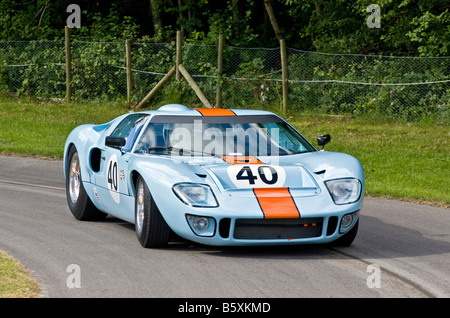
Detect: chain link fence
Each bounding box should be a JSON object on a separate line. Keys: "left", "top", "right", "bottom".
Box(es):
{"left": 0, "top": 40, "right": 449, "bottom": 121}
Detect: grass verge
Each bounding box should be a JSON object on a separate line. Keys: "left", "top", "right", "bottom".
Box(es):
{"left": 0, "top": 250, "right": 41, "bottom": 297}
{"left": 0, "top": 96, "right": 448, "bottom": 207}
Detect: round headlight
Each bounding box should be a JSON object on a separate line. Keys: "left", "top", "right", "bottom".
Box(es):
{"left": 186, "top": 214, "right": 215, "bottom": 237}
{"left": 341, "top": 214, "right": 353, "bottom": 228}
{"left": 192, "top": 216, "right": 209, "bottom": 232}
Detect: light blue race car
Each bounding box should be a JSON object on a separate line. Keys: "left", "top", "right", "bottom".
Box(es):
{"left": 64, "top": 104, "right": 364, "bottom": 248}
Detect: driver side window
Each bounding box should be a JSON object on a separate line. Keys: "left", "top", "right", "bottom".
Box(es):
{"left": 108, "top": 114, "right": 149, "bottom": 151}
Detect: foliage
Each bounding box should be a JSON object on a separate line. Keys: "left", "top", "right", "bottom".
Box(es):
{"left": 0, "top": 0, "right": 449, "bottom": 56}
{"left": 287, "top": 50, "right": 449, "bottom": 121}
{"left": 0, "top": 1, "right": 448, "bottom": 122}
{"left": 407, "top": 9, "right": 450, "bottom": 57}
{"left": 0, "top": 39, "right": 448, "bottom": 122}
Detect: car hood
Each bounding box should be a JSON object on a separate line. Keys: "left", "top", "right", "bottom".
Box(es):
{"left": 132, "top": 151, "right": 364, "bottom": 193}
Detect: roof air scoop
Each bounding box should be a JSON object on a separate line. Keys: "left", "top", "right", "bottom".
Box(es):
{"left": 158, "top": 104, "right": 191, "bottom": 112}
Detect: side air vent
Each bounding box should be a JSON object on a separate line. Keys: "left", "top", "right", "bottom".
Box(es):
{"left": 90, "top": 148, "right": 102, "bottom": 172}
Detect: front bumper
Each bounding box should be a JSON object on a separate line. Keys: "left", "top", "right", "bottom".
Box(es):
{"left": 176, "top": 210, "right": 360, "bottom": 246}
{"left": 162, "top": 189, "right": 362, "bottom": 246}
{"left": 151, "top": 175, "right": 363, "bottom": 246}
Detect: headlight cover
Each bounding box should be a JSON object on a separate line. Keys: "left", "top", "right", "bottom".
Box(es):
{"left": 173, "top": 183, "right": 218, "bottom": 207}
{"left": 325, "top": 178, "right": 362, "bottom": 205}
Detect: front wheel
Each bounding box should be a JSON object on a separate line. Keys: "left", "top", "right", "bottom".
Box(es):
{"left": 332, "top": 220, "right": 359, "bottom": 247}
{"left": 135, "top": 176, "right": 170, "bottom": 248}
{"left": 66, "top": 145, "right": 106, "bottom": 221}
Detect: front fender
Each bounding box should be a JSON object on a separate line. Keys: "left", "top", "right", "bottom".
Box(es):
{"left": 293, "top": 151, "right": 365, "bottom": 189}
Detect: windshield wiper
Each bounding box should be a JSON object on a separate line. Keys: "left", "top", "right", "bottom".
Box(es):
{"left": 147, "top": 146, "right": 186, "bottom": 154}
{"left": 147, "top": 146, "right": 220, "bottom": 158}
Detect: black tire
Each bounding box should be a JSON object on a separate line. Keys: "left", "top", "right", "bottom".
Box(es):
{"left": 66, "top": 145, "right": 106, "bottom": 221}
{"left": 332, "top": 219, "right": 359, "bottom": 247}
{"left": 135, "top": 176, "right": 170, "bottom": 248}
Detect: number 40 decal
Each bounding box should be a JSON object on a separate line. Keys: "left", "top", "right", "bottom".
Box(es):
{"left": 107, "top": 160, "right": 118, "bottom": 191}
{"left": 228, "top": 165, "right": 286, "bottom": 188}
{"left": 106, "top": 155, "right": 120, "bottom": 204}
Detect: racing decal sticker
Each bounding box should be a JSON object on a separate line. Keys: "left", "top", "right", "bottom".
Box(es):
{"left": 253, "top": 187, "right": 300, "bottom": 219}
{"left": 194, "top": 108, "right": 236, "bottom": 116}
{"left": 106, "top": 154, "right": 120, "bottom": 204}
{"left": 93, "top": 186, "right": 100, "bottom": 202}
{"left": 227, "top": 164, "right": 286, "bottom": 188}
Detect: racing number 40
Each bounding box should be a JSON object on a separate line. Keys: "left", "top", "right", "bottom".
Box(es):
{"left": 236, "top": 165, "right": 278, "bottom": 185}
{"left": 107, "top": 160, "right": 118, "bottom": 191}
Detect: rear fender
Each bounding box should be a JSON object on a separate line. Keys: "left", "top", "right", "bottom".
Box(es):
{"left": 63, "top": 124, "right": 101, "bottom": 182}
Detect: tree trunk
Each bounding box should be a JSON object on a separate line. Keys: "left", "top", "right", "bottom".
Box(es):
{"left": 232, "top": 0, "right": 240, "bottom": 38}
{"left": 177, "top": 0, "right": 185, "bottom": 33}
{"left": 263, "top": 0, "right": 282, "bottom": 41}
{"left": 150, "top": 0, "right": 163, "bottom": 35}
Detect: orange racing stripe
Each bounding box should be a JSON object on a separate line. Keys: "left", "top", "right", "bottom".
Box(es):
{"left": 253, "top": 187, "right": 300, "bottom": 219}
{"left": 222, "top": 156, "right": 263, "bottom": 165}
{"left": 195, "top": 108, "right": 236, "bottom": 116}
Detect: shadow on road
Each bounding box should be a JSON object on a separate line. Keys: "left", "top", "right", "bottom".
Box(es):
{"left": 102, "top": 214, "right": 450, "bottom": 261}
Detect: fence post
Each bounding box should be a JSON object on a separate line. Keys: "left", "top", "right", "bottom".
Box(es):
{"left": 176, "top": 31, "right": 183, "bottom": 81}
{"left": 280, "top": 39, "right": 288, "bottom": 113}
{"left": 136, "top": 66, "right": 176, "bottom": 109}
{"left": 179, "top": 64, "right": 212, "bottom": 108}
{"left": 65, "top": 26, "right": 72, "bottom": 102}
{"left": 125, "top": 39, "right": 132, "bottom": 103}
{"left": 215, "top": 33, "right": 224, "bottom": 108}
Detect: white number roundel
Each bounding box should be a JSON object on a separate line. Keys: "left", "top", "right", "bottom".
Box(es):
{"left": 227, "top": 165, "right": 286, "bottom": 188}
{"left": 106, "top": 155, "right": 120, "bottom": 204}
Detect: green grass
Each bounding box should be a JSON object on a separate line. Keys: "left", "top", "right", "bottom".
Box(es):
{"left": 0, "top": 96, "right": 448, "bottom": 207}
{"left": 290, "top": 113, "right": 449, "bottom": 207}
{"left": 0, "top": 96, "right": 130, "bottom": 158}
{"left": 0, "top": 250, "right": 41, "bottom": 298}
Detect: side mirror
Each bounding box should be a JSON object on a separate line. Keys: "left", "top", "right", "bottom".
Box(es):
{"left": 317, "top": 134, "right": 331, "bottom": 150}
{"left": 105, "top": 136, "right": 126, "bottom": 148}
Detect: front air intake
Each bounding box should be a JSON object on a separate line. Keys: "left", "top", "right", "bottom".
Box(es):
{"left": 233, "top": 218, "right": 323, "bottom": 240}
{"left": 219, "top": 218, "right": 231, "bottom": 238}
{"left": 327, "top": 216, "right": 338, "bottom": 236}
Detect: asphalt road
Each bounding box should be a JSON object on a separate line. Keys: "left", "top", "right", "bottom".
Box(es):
{"left": 0, "top": 155, "right": 449, "bottom": 298}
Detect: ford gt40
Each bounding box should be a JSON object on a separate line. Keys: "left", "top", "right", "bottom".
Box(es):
{"left": 64, "top": 104, "right": 364, "bottom": 248}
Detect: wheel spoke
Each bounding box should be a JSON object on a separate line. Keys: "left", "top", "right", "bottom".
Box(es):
{"left": 69, "top": 153, "right": 80, "bottom": 203}
{"left": 136, "top": 182, "right": 145, "bottom": 234}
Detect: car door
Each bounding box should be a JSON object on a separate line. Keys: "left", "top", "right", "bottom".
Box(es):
{"left": 96, "top": 113, "right": 149, "bottom": 207}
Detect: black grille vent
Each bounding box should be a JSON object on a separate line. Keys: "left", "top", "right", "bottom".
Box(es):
{"left": 219, "top": 218, "right": 231, "bottom": 238}
{"left": 327, "top": 216, "right": 338, "bottom": 236}
{"left": 233, "top": 218, "right": 323, "bottom": 240}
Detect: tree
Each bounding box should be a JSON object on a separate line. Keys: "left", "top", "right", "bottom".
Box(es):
{"left": 150, "top": 0, "right": 163, "bottom": 35}
{"left": 263, "top": 0, "right": 282, "bottom": 40}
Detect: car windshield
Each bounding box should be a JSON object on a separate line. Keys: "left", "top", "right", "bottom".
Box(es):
{"left": 134, "top": 115, "right": 316, "bottom": 157}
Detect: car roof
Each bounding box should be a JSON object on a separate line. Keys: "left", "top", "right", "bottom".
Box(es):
{"left": 138, "top": 104, "right": 276, "bottom": 117}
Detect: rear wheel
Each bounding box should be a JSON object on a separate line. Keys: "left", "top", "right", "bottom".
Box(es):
{"left": 135, "top": 176, "right": 170, "bottom": 248}
{"left": 66, "top": 146, "right": 106, "bottom": 221}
